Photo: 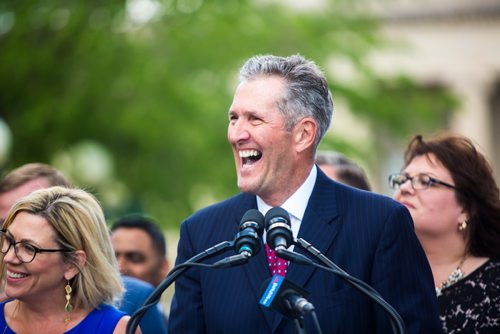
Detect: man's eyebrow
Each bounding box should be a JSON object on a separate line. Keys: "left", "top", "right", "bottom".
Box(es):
{"left": 230, "top": 109, "right": 261, "bottom": 116}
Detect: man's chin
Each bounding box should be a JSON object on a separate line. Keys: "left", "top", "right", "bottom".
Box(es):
{"left": 237, "top": 180, "right": 258, "bottom": 194}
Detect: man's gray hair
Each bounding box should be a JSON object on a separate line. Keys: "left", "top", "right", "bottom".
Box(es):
{"left": 239, "top": 54, "right": 334, "bottom": 149}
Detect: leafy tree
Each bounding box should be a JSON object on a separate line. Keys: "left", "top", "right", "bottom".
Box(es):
{"left": 0, "top": 0, "right": 456, "bottom": 229}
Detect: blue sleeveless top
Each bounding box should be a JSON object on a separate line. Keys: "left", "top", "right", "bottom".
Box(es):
{"left": 0, "top": 301, "right": 126, "bottom": 333}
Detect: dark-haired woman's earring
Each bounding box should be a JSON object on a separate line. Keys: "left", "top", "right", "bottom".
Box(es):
{"left": 458, "top": 220, "right": 468, "bottom": 231}
{"left": 64, "top": 281, "right": 73, "bottom": 323}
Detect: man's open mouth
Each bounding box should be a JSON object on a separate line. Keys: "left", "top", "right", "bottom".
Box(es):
{"left": 239, "top": 150, "right": 262, "bottom": 167}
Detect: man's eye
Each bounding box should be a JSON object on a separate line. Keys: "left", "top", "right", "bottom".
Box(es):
{"left": 249, "top": 117, "right": 264, "bottom": 125}
{"left": 125, "top": 251, "right": 146, "bottom": 263}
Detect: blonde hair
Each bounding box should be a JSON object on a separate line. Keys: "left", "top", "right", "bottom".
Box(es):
{"left": 0, "top": 186, "right": 123, "bottom": 309}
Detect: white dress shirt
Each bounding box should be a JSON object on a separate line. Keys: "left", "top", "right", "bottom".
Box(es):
{"left": 257, "top": 165, "right": 317, "bottom": 250}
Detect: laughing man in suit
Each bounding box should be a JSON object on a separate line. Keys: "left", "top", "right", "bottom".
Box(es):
{"left": 169, "top": 54, "right": 440, "bottom": 334}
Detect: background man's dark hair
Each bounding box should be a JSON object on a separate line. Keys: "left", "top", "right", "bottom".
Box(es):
{"left": 316, "top": 151, "right": 371, "bottom": 191}
{"left": 111, "top": 214, "right": 167, "bottom": 257}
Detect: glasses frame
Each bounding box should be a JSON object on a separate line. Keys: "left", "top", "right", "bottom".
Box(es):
{"left": 388, "top": 173, "right": 459, "bottom": 191}
{"left": 0, "top": 230, "right": 72, "bottom": 264}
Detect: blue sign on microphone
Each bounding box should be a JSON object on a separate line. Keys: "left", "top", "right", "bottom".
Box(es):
{"left": 259, "top": 274, "right": 284, "bottom": 307}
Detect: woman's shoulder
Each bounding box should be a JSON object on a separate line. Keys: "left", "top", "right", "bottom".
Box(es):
{"left": 66, "top": 304, "right": 126, "bottom": 334}
{"left": 443, "top": 257, "right": 500, "bottom": 298}
{"left": 484, "top": 257, "right": 500, "bottom": 268}
{"left": 473, "top": 257, "right": 500, "bottom": 280}
{"left": 439, "top": 258, "right": 500, "bottom": 332}
{"left": 0, "top": 300, "right": 11, "bottom": 320}
{"left": 482, "top": 258, "right": 500, "bottom": 281}
{"left": 88, "top": 304, "right": 127, "bottom": 319}
{"left": 0, "top": 301, "right": 11, "bottom": 333}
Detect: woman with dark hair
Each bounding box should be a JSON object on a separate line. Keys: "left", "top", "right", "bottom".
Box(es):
{"left": 389, "top": 133, "right": 500, "bottom": 333}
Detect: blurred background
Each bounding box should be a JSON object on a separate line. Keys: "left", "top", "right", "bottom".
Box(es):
{"left": 1, "top": 0, "right": 499, "bottom": 252}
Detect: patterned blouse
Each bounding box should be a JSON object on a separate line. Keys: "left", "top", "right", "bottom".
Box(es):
{"left": 438, "top": 258, "right": 500, "bottom": 333}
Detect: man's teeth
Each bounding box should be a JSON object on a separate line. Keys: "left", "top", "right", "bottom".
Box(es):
{"left": 7, "top": 270, "right": 28, "bottom": 279}
{"left": 239, "top": 150, "right": 260, "bottom": 158}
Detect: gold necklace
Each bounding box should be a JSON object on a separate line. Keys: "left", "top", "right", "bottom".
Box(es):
{"left": 435, "top": 256, "right": 466, "bottom": 296}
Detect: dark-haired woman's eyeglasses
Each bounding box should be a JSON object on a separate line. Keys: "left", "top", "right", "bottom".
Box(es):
{"left": 388, "top": 173, "right": 459, "bottom": 191}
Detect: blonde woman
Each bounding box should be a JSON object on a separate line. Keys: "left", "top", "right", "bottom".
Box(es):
{"left": 0, "top": 186, "right": 141, "bottom": 333}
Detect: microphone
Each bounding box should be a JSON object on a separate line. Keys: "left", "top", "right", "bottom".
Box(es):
{"left": 212, "top": 209, "right": 264, "bottom": 268}
{"left": 234, "top": 209, "right": 265, "bottom": 256}
{"left": 259, "top": 274, "right": 315, "bottom": 319}
{"left": 265, "top": 207, "right": 293, "bottom": 251}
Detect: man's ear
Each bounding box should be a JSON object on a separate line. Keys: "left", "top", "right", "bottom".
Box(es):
{"left": 64, "top": 250, "right": 86, "bottom": 280}
{"left": 161, "top": 257, "right": 170, "bottom": 277}
{"left": 294, "top": 117, "right": 317, "bottom": 153}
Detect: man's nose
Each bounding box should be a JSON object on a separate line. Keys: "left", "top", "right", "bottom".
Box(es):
{"left": 228, "top": 121, "right": 251, "bottom": 144}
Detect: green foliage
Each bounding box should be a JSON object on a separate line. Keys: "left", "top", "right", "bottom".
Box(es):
{"left": 0, "top": 0, "right": 457, "bottom": 228}
{"left": 335, "top": 76, "right": 458, "bottom": 138}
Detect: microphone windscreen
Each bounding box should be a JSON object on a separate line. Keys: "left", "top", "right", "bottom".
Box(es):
{"left": 264, "top": 207, "right": 291, "bottom": 228}
{"left": 240, "top": 209, "right": 265, "bottom": 234}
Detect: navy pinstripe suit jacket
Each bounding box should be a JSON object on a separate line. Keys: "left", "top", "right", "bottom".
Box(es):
{"left": 169, "top": 169, "right": 440, "bottom": 333}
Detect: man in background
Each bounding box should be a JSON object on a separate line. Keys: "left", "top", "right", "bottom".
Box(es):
{"left": 0, "top": 163, "right": 71, "bottom": 220}
{"left": 0, "top": 163, "right": 167, "bottom": 334}
{"left": 315, "top": 150, "right": 371, "bottom": 190}
{"left": 111, "top": 215, "right": 170, "bottom": 328}
{"left": 111, "top": 215, "right": 170, "bottom": 288}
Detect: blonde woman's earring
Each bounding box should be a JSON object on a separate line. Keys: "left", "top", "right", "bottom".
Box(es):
{"left": 64, "top": 281, "right": 73, "bottom": 323}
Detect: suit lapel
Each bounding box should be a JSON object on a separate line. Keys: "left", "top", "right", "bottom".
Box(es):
{"left": 287, "top": 169, "right": 340, "bottom": 286}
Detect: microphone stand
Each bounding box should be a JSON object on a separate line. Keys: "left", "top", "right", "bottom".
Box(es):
{"left": 126, "top": 240, "right": 236, "bottom": 334}
{"left": 293, "top": 318, "right": 306, "bottom": 334}
{"left": 275, "top": 238, "right": 407, "bottom": 334}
